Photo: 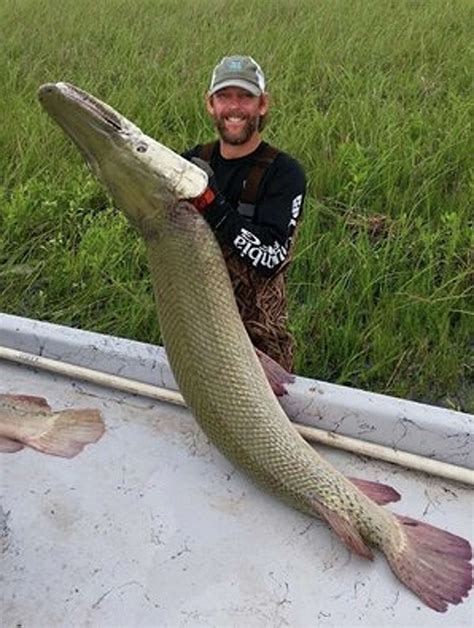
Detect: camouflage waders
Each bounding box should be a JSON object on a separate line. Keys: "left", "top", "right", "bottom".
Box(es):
{"left": 222, "top": 244, "right": 295, "bottom": 372}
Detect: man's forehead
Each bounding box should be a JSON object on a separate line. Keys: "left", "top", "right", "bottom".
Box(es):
{"left": 212, "top": 86, "right": 257, "bottom": 98}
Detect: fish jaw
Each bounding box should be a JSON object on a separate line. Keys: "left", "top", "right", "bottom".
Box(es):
{"left": 37, "top": 82, "right": 208, "bottom": 228}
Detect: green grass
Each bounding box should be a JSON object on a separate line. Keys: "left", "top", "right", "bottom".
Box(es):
{"left": 0, "top": 0, "right": 472, "bottom": 410}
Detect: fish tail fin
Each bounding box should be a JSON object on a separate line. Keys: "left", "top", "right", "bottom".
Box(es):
{"left": 26, "top": 408, "right": 105, "bottom": 458}
{"left": 348, "top": 476, "right": 401, "bottom": 505}
{"left": 384, "top": 514, "right": 473, "bottom": 612}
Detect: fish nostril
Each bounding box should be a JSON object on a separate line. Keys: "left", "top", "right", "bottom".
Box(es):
{"left": 38, "top": 84, "right": 54, "bottom": 98}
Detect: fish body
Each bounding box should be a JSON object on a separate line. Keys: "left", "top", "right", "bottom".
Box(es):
{"left": 0, "top": 394, "right": 104, "bottom": 457}
{"left": 38, "top": 83, "right": 472, "bottom": 612}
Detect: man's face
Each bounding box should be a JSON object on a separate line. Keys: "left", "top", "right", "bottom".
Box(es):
{"left": 206, "top": 87, "right": 269, "bottom": 146}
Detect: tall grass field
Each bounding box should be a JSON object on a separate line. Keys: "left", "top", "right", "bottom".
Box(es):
{"left": 0, "top": 0, "right": 472, "bottom": 410}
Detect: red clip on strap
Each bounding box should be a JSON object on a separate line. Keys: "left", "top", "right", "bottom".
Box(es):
{"left": 192, "top": 187, "right": 216, "bottom": 212}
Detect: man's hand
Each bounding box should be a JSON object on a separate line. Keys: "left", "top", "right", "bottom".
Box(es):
{"left": 189, "top": 157, "right": 220, "bottom": 212}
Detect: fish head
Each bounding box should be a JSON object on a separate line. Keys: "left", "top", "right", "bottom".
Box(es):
{"left": 38, "top": 82, "right": 208, "bottom": 227}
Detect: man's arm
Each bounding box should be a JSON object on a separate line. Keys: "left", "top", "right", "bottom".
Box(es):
{"left": 191, "top": 153, "right": 306, "bottom": 277}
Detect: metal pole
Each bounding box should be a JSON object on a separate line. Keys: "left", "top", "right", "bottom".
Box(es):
{"left": 1, "top": 345, "right": 472, "bottom": 486}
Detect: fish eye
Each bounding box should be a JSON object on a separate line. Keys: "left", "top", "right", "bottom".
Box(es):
{"left": 136, "top": 142, "right": 148, "bottom": 153}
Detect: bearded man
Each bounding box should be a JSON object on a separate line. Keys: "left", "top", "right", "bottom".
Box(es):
{"left": 183, "top": 55, "right": 306, "bottom": 372}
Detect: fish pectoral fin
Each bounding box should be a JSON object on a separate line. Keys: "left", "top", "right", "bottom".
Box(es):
{"left": 316, "top": 502, "right": 373, "bottom": 560}
{"left": 0, "top": 436, "right": 25, "bottom": 453}
{"left": 348, "top": 476, "right": 401, "bottom": 505}
{"left": 255, "top": 347, "right": 295, "bottom": 396}
{"left": 26, "top": 408, "right": 105, "bottom": 458}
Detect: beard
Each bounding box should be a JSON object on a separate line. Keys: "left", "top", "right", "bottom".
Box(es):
{"left": 214, "top": 114, "right": 259, "bottom": 145}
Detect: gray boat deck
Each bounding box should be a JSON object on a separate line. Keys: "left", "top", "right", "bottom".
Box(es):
{"left": 1, "top": 315, "right": 473, "bottom": 627}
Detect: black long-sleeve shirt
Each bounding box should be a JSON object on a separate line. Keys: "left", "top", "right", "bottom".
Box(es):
{"left": 182, "top": 141, "right": 306, "bottom": 277}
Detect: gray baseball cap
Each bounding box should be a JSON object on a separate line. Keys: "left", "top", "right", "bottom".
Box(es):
{"left": 209, "top": 55, "right": 266, "bottom": 96}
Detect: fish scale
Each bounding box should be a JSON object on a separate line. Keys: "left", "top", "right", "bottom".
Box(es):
{"left": 144, "top": 201, "right": 382, "bottom": 526}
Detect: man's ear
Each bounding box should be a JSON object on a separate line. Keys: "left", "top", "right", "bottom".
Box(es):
{"left": 206, "top": 93, "right": 215, "bottom": 116}
{"left": 259, "top": 92, "right": 269, "bottom": 117}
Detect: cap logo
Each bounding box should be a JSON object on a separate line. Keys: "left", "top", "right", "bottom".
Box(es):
{"left": 228, "top": 60, "right": 243, "bottom": 71}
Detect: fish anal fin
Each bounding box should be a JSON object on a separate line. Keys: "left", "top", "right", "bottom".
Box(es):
{"left": 0, "top": 436, "right": 25, "bottom": 453}
{"left": 385, "top": 514, "right": 473, "bottom": 612}
{"left": 316, "top": 502, "right": 373, "bottom": 560}
{"left": 348, "top": 476, "right": 401, "bottom": 505}
{"left": 255, "top": 347, "right": 295, "bottom": 396}
{"left": 1, "top": 394, "right": 51, "bottom": 410}
{"left": 26, "top": 408, "right": 105, "bottom": 458}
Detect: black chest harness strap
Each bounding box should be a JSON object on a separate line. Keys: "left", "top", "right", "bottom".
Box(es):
{"left": 198, "top": 141, "right": 280, "bottom": 218}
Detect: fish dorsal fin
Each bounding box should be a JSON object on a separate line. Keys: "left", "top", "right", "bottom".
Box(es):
{"left": 348, "top": 477, "right": 401, "bottom": 505}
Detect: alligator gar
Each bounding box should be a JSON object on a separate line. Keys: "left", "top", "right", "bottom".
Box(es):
{"left": 38, "top": 82, "right": 472, "bottom": 612}
{"left": 0, "top": 393, "right": 104, "bottom": 457}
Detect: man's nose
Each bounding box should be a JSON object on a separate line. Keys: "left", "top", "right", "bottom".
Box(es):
{"left": 227, "top": 93, "right": 245, "bottom": 107}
